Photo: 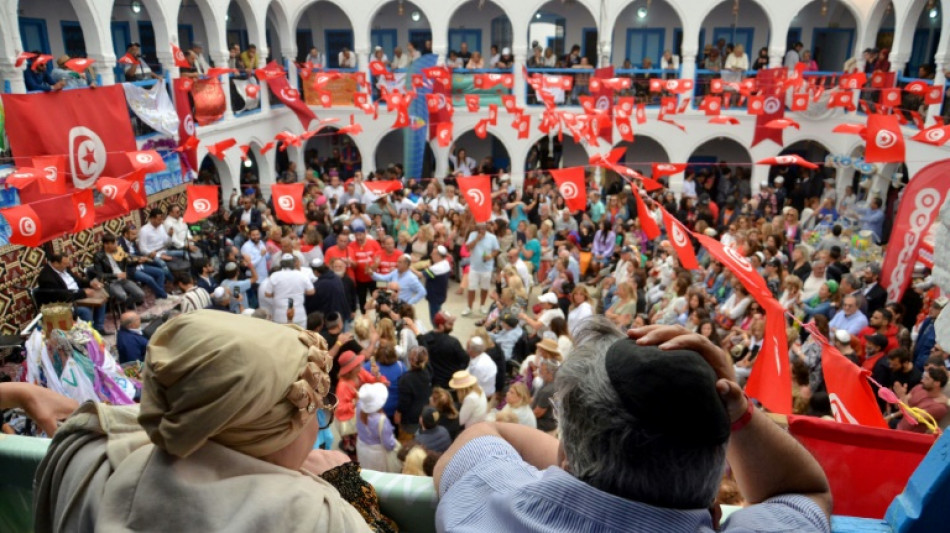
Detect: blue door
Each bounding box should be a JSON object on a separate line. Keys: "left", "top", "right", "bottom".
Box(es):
{"left": 713, "top": 27, "right": 754, "bottom": 55}
{"left": 811, "top": 28, "right": 854, "bottom": 71}
{"left": 325, "top": 30, "right": 354, "bottom": 68}
{"left": 409, "top": 29, "right": 432, "bottom": 54}
{"left": 19, "top": 18, "right": 50, "bottom": 54}
{"left": 178, "top": 24, "right": 194, "bottom": 51}
{"left": 111, "top": 22, "right": 132, "bottom": 80}
{"left": 296, "top": 29, "right": 314, "bottom": 63}
{"left": 138, "top": 21, "right": 160, "bottom": 72}
{"left": 372, "top": 29, "right": 399, "bottom": 60}
{"left": 787, "top": 27, "right": 802, "bottom": 48}
{"left": 61, "top": 21, "right": 86, "bottom": 57}
{"left": 448, "top": 29, "right": 481, "bottom": 57}
{"left": 908, "top": 28, "right": 940, "bottom": 76}
{"left": 626, "top": 28, "right": 664, "bottom": 67}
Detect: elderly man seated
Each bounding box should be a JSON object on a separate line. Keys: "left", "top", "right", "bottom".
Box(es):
{"left": 434, "top": 316, "right": 831, "bottom": 532}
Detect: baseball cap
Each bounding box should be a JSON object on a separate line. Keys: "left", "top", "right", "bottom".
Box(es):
{"left": 538, "top": 292, "right": 558, "bottom": 305}
{"left": 604, "top": 339, "right": 729, "bottom": 447}
{"left": 865, "top": 333, "right": 888, "bottom": 349}
{"left": 834, "top": 330, "right": 851, "bottom": 344}
{"left": 433, "top": 310, "right": 454, "bottom": 328}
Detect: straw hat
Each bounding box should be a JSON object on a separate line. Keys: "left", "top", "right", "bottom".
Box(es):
{"left": 338, "top": 350, "right": 365, "bottom": 376}
{"left": 536, "top": 338, "right": 562, "bottom": 358}
{"left": 449, "top": 370, "right": 478, "bottom": 390}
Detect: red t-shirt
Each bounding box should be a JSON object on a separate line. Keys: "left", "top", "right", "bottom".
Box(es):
{"left": 348, "top": 238, "right": 382, "bottom": 283}
{"left": 377, "top": 249, "right": 403, "bottom": 275}
{"left": 324, "top": 245, "right": 354, "bottom": 280}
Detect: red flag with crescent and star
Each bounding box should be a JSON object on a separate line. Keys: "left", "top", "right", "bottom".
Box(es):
{"left": 751, "top": 67, "right": 786, "bottom": 147}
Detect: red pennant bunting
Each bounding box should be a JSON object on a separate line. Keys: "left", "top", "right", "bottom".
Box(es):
{"left": 549, "top": 167, "right": 587, "bottom": 213}
{"left": 15, "top": 51, "right": 37, "bottom": 68}
{"left": 117, "top": 53, "right": 139, "bottom": 65}
{"left": 1, "top": 205, "right": 43, "bottom": 247}
{"left": 911, "top": 124, "right": 950, "bottom": 146}
{"left": 488, "top": 104, "right": 498, "bottom": 126}
{"left": 207, "top": 138, "right": 237, "bottom": 160}
{"left": 362, "top": 180, "right": 403, "bottom": 196}
{"left": 313, "top": 71, "right": 341, "bottom": 88}
{"left": 791, "top": 93, "right": 810, "bottom": 111}
{"left": 474, "top": 119, "right": 489, "bottom": 139}
{"left": 4, "top": 168, "right": 42, "bottom": 190}
{"left": 832, "top": 123, "right": 867, "bottom": 136}
{"left": 260, "top": 141, "right": 276, "bottom": 155}
{"left": 30, "top": 155, "right": 68, "bottom": 195}
{"left": 457, "top": 175, "right": 493, "bottom": 223}
{"left": 171, "top": 43, "right": 189, "bottom": 68}
{"left": 31, "top": 55, "right": 53, "bottom": 72}
{"left": 635, "top": 104, "right": 646, "bottom": 125}
{"left": 436, "top": 122, "right": 453, "bottom": 147}
{"left": 660, "top": 96, "right": 677, "bottom": 115}
{"left": 392, "top": 109, "right": 410, "bottom": 129}
{"left": 661, "top": 208, "right": 699, "bottom": 270}
{"left": 865, "top": 114, "right": 905, "bottom": 163}
{"left": 96, "top": 177, "right": 131, "bottom": 209}
{"left": 184, "top": 185, "right": 219, "bottom": 223}
{"left": 838, "top": 72, "right": 867, "bottom": 90}
{"left": 271, "top": 183, "right": 306, "bottom": 224}
{"left": 64, "top": 57, "right": 95, "bottom": 73}
{"left": 651, "top": 163, "right": 687, "bottom": 178}
{"left": 757, "top": 154, "right": 818, "bottom": 169}
{"left": 710, "top": 79, "right": 724, "bottom": 94}
{"left": 126, "top": 171, "right": 147, "bottom": 210}
{"left": 245, "top": 84, "right": 260, "bottom": 99}
{"left": 126, "top": 150, "right": 166, "bottom": 173}
{"left": 501, "top": 95, "right": 517, "bottom": 113}
{"left": 465, "top": 94, "right": 480, "bottom": 112}
{"left": 632, "top": 187, "right": 660, "bottom": 239}
{"left": 616, "top": 97, "right": 634, "bottom": 117}
{"left": 747, "top": 95, "right": 765, "bottom": 115}
{"left": 764, "top": 118, "right": 800, "bottom": 130}
{"left": 72, "top": 189, "right": 96, "bottom": 232}
{"left": 903, "top": 80, "right": 928, "bottom": 95}
{"left": 924, "top": 85, "right": 944, "bottom": 105}
{"left": 828, "top": 91, "right": 856, "bottom": 111}
{"left": 207, "top": 67, "right": 237, "bottom": 78}
{"left": 514, "top": 114, "right": 531, "bottom": 139}
{"left": 700, "top": 96, "right": 722, "bottom": 116}
{"left": 709, "top": 115, "right": 740, "bottom": 125}
{"left": 616, "top": 116, "right": 634, "bottom": 141}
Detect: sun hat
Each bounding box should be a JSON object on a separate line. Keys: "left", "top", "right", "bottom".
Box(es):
{"left": 338, "top": 350, "right": 365, "bottom": 376}
{"left": 449, "top": 370, "right": 478, "bottom": 390}
{"left": 536, "top": 338, "right": 562, "bottom": 358}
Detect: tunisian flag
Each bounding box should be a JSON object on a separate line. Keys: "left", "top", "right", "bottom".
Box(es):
{"left": 1, "top": 85, "right": 137, "bottom": 190}
{"left": 661, "top": 208, "right": 699, "bottom": 270}
{"left": 271, "top": 183, "right": 306, "bottom": 224}
{"left": 191, "top": 78, "right": 227, "bottom": 126}
{"left": 265, "top": 66, "right": 316, "bottom": 128}
{"left": 457, "top": 175, "right": 493, "bottom": 223}
{"left": 184, "top": 185, "right": 219, "bottom": 223}
{"left": 590, "top": 66, "right": 614, "bottom": 144}
{"left": 72, "top": 189, "right": 96, "bottom": 232}
{"left": 0, "top": 205, "right": 43, "bottom": 247}
{"left": 817, "top": 340, "right": 888, "bottom": 428}
{"left": 865, "top": 114, "right": 905, "bottom": 163}
{"left": 172, "top": 78, "right": 199, "bottom": 172}
{"left": 880, "top": 160, "right": 950, "bottom": 303}
{"left": 632, "top": 187, "right": 660, "bottom": 239}
{"left": 751, "top": 67, "right": 786, "bottom": 147}
{"left": 693, "top": 233, "right": 791, "bottom": 414}
{"left": 549, "top": 167, "right": 587, "bottom": 213}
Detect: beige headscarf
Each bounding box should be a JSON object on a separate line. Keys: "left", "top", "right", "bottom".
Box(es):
{"left": 138, "top": 310, "right": 332, "bottom": 458}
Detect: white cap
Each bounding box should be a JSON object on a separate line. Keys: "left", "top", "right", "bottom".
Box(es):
{"left": 538, "top": 292, "right": 558, "bottom": 305}
{"left": 310, "top": 258, "right": 324, "bottom": 268}
{"left": 834, "top": 330, "right": 851, "bottom": 344}
{"left": 212, "top": 287, "right": 226, "bottom": 299}
{"left": 436, "top": 245, "right": 448, "bottom": 256}
{"left": 281, "top": 253, "right": 295, "bottom": 262}
{"left": 774, "top": 176, "right": 785, "bottom": 184}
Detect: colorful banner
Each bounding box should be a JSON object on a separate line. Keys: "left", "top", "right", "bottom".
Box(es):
{"left": 301, "top": 74, "right": 360, "bottom": 106}
{"left": 880, "top": 159, "right": 950, "bottom": 303}
{"left": 450, "top": 72, "right": 508, "bottom": 107}
{"left": 405, "top": 54, "right": 438, "bottom": 180}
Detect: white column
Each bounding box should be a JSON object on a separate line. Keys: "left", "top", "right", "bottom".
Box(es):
{"left": 889, "top": 52, "right": 909, "bottom": 77}
{"left": 768, "top": 46, "right": 785, "bottom": 69}
{"left": 0, "top": 60, "right": 26, "bottom": 93}
{"left": 512, "top": 52, "right": 527, "bottom": 104}
{"left": 926, "top": 53, "right": 948, "bottom": 123}
{"left": 89, "top": 55, "right": 117, "bottom": 86}
{"left": 433, "top": 141, "right": 449, "bottom": 178}
{"left": 679, "top": 52, "right": 697, "bottom": 81}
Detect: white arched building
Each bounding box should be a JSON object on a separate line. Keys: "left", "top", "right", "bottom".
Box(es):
{"left": 0, "top": 0, "right": 947, "bottom": 200}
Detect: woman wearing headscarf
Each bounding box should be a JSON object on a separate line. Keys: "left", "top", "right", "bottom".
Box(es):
{"left": 34, "top": 311, "right": 391, "bottom": 532}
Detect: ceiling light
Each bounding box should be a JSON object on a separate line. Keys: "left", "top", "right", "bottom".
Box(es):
{"left": 411, "top": 10, "right": 420, "bottom": 21}
{"left": 535, "top": 13, "right": 542, "bottom": 19}
{"left": 131, "top": 0, "right": 142, "bottom": 14}
{"left": 637, "top": 6, "right": 648, "bottom": 19}
{"left": 243, "top": 159, "right": 252, "bottom": 168}
{"left": 929, "top": 7, "right": 938, "bottom": 19}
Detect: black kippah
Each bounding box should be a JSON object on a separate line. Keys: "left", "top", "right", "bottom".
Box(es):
{"left": 604, "top": 338, "right": 730, "bottom": 448}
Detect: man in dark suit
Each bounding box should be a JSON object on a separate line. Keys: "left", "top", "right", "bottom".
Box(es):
{"left": 91, "top": 234, "right": 145, "bottom": 310}
{"left": 35, "top": 252, "right": 107, "bottom": 333}
{"left": 116, "top": 311, "right": 148, "bottom": 364}
{"left": 306, "top": 260, "right": 349, "bottom": 319}
{"left": 863, "top": 262, "right": 888, "bottom": 317}
{"left": 229, "top": 195, "right": 262, "bottom": 247}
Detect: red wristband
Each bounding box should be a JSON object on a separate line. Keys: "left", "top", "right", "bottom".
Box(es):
{"left": 730, "top": 394, "right": 755, "bottom": 432}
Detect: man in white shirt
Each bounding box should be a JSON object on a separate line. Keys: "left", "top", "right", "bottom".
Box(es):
{"left": 371, "top": 46, "right": 389, "bottom": 66}
{"left": 137, "top": 208, "right": 176, "bottom": 277}
{"left": 507, "top": 248, "right": 533, "bottom": 292}
{"left": 323, "top": 174, "right": 345, "bottom": 202}
{"left": 391, "top": 47, "right": 410, "bottom": 69}
{"left": 464, "top": 222, "right": 501, "bottom": 316}
{"left": 190, "top": 42, "right": 210, "bottom": 74}
{"left": 305, "top": 47, "right": 325, "bottom": 67}
{"left": 802, "top": 261, "right": 829, "bottom": 302}
{"left": 265, "top": 254, "right": 315, "bottom": 327}
{"left": 240, "top": 227, "right": 270, "bottom": 278}
{"left": 338, "top": 47, "right": 356, "bottom": 68}
{"left": 466, "top": 336, "right": 497, "bottom": 396}
{"left": 784, "top": 42, "right": 803, "bottom": 69}
{"left": 163, "top": 205, "right": 200, "bottom": 257}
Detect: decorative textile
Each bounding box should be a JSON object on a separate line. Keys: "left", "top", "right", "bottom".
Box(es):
{"left": 191, "top": 78, "right": 226, "bottom": 126}
{"left": 231, "top": 78, "right": 261, "bottom": 113}
{"left": 122, "top": 81, "right": 180, "bottom": 137}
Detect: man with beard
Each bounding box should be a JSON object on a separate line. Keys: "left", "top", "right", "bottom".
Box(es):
{"left": 418, "top": 311, "right": 470, "bottom": 388}
{"left": 892, "top": 366, "right": 948, "bottom": 433}
{"left": 347, "top": 225, "right": 381, "bottom": 313}
{"left": 331, "top": 258, "right": 358, "bottom": 328}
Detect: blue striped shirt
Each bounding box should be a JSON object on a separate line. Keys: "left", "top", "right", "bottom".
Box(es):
{"left": 437, "top": 436, "right": 830, "bottom": 532}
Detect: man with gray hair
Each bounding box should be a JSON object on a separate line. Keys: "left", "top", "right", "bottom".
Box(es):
{"left": 466, "top": 336, "right": 497, "bottom": 396}
{"left": 434, "top": 317, "right": 831, "bottom": 531}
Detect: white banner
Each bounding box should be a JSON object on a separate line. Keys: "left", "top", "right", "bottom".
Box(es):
{"left": 122, "top": 80, "right": 179, "bottom": 136}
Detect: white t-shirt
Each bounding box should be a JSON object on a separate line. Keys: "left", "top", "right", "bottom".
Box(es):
{"left": 567, "top": 302, "right": 593, "bottom": 333}
{"left": 538, "top": 307, "right": 565, "bottom": 330}
{"left": 724, "top": 53, "right": 749, "bottom": 71}
{"left": 468, "top": 352, "right": 498, "bottom": 396}
{"left": 266, "top": 269, "right": 312, "bottom": 326}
